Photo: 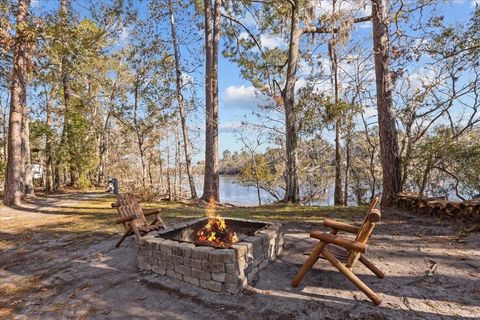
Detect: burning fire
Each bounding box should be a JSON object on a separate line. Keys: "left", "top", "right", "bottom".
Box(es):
{"left": 196, "top": 202, "right": 238, "bottom": 248}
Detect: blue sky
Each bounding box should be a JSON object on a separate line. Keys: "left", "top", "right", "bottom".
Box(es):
{"left": 26, "top": 0, "right": 480, "bottom": 163}
{"left": 211, "top": 0, "right": 480, "bottom": 162}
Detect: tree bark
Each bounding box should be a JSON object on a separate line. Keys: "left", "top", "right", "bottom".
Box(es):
{"left": 202, "top": 0, "right": 220, "bottom": 203}
{"left": 44, "top": 85, "right": 56, "bottom": 193}
{"left": 344, "top": 133, "right": 351, "bottom": 205}
{"left": 22, "top": 104, "right": 34, "bottom": 196}
{"left": 328, "top": 36, "right": 343, "bottom": 206}
{"left": 55, "top": 0, "right": 70, "bottom": 189}
{"left": 148, "top": 151, "right": 154, "bottom": 189}
{"left": 168, "top": 0, "right": 197, "bottom": 199}
{"left": 419, "top": 157, "right": 432, "bottom": 197}
{"left": 371, "top": 0, "right": 401, "bottom": 206}
{"left": 1, "top": 102, "right": 7, "bottom": 165}
{"left": 132, "top": 80, "right": 147, "bottom": 188}
{"left": 97, "top": 113, "right": 110, "bottom": 187}
{"left": 166, "top": 137, "right": 172, "bottom": 201}
{"left": 158, "top": 138, "right": 164, "bottom": 194}
{"left": 176, "top": 125, "right": 183, "bottom": 198}
{"left": 4, "top": 0, "right": 30, "bottom": 206}
{"left": 282, "top": 1, "right": 301, "bottom": 203}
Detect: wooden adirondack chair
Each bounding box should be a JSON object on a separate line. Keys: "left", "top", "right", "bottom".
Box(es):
{"left": 291, "top": 197, "right": 385, "bottom": 305}
{"left": 112, "top": 193, "right": 166, "bottom": 247}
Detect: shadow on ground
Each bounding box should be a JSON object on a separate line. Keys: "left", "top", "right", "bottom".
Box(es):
{"left": 0, "top": 192, "right": 479, "bottom": 319}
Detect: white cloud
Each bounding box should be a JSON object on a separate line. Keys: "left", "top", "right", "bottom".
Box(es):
{"left": 363, "top": 106, "right": 377, "bottom": 119}
{"left": 219, "top": 121, "right": 244, "bottom": 133}
{"left": 119, "top": 26, "right": 130, "bottom": 44}
{"left": 238, "top": 32, "right": 284, "bottom": 51}
{"left": 404, "top": 66, "right": 441, "bottom": 91}
{"left": 240, "top": 13, "right": 257, "bottom": 28}
{"left": 181, "top": 74, "right": 194, "bottom": 86}
{"left": 260, "top": 34, "right": 284, "bottom": 50}
{"left": 222, "top": 85, "right": 264, "bottom": 110}
{"left": 238, "top": 31, "right": 249, "bottom": 40}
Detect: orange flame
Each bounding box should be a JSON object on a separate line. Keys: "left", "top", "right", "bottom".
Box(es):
{"left": 196, "top": 202, "right": 238, "bottom": 248}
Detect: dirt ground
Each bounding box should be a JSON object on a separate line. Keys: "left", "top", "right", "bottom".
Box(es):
{"left": 1, "top": 192, "right": 479, "bottom": 319}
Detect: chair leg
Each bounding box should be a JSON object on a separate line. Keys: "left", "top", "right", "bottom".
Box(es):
{"left": 359, "top": 255, "right": 385, "bottom": 279}
{"left": 291, "top": 241, "right": 327, "bottom": 287}
{"left": 115, "top": 227, "right": 132, "bottom": 248}
{"left": 131, "top": 224, "right": 142, "bottom": 241}
{"left": 154, "top": 214, "right": 166, "bottom": 228}
{"left": 321, "top": 248, "right": 382, "bottom": 305}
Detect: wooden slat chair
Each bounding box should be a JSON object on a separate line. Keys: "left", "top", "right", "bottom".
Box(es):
{"left": 291, "top": 197, "right": 385, "bottom": 305}
{"left": 112, "top": 193, "right": 165, "bottom": 247}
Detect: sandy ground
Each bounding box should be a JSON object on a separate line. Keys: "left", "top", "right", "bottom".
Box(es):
{"left": 1, "top": 192, "right": 479, "bottom": 319}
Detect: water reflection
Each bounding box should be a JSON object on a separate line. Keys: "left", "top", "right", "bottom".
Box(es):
{"left": 197, "top": 175, "right": 334, "bottom": 206}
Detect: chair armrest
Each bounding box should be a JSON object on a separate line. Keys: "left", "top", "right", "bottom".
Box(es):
{"left": 310, "top": 231, "right": 366, "bottom": 253}
{"left": 143, "top": 208, "right": 161, "bottom": 216}
{"left": 116, "top": 215, "right": 136, "bottom": 224}
{"left": 323, "top": 218, "right": 360, "bottom": 234}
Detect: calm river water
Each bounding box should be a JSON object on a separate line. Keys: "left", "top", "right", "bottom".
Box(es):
{"left": 198, "top": 175, "right": 334, "bottom": 206}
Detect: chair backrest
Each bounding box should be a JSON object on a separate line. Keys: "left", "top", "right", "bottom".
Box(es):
{"left": 113, "top": 193, "right": 147, "bottom": 229}
{"left": 346, "top": 196, "right": 381, "bottom": 268}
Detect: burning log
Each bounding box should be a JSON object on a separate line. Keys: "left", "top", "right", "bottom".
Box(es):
{"left": 196, "top": 217, "right": 239, "bottom": 248}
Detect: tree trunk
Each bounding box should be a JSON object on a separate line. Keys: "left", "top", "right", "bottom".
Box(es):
{"left": 419, "top": 157, "right": 432, "bottom": 197}
{"left": 158, "top": 141, "right": 164, "bottom": 194}
{"left": 202, "top": 0, "right": 220, "bottom": 203}
{"left": 2, "top": 102, "right": 7, "bottom": 164}
{"left": 61, "top": 0, "right": 77, "bottom": 188}
{"left": 329, "top": 1, "right": 343, "bottom": 206}
{"left": 139, "top": 146, "right": 146, "bottom": 188}
{"left": 400, "top": 133, "right": 412, "bottom": 190}
{"left": 253, "top": 156, "right": 261, "bottom": 206}
{"left": 168, "top": 0, "right": 197, "bottom": 199}
{"left": 132, "top": 80, "right": 147, "bottom": 189}
{"left": 22, "top": 104, "right": 34, "bottom": 196}
{"left": 371, "top": 0, "right": 401, "bottom": 206}
{"left": 4, "top": 0, "right": 30, "bottom": 206}
{"left": 328, "top": 37, "right": 343, "bottom": 206}
{"left": 148, "top": 151, "right": 154, "bottom": 189}
{"left": 173, "top": 129, "right": 178, "bottom": 200}
{"left": 166, "top": 138, "right": 172, "bottom": 201}
{"left": 55, "top": 0, "right": 70, "bottom": 189}
{"left": 282, "top": 1, "right": 301, "bottom": 203}
{"left": 344, "top": 133, "right": 351, "bottom": 205}
{"left": 45, "top": 85, "right": 56, "bottom": 193}
{"left": 175, "top": 125, "right": 182, "bottom": 198}
{"left": 97, "top": 123, "right": 108, "bottom": 187}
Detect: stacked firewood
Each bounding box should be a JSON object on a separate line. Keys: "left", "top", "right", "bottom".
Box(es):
{"left": 396, "top": 193, "right": 480, "bottom": 222}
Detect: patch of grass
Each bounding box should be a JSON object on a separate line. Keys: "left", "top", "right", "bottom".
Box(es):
{"left": 221, "top": 204, "right": 367, "bottom": 222}
{"left": 146, "top": 201, "right": 367, "bottom": 224}
{"left": 2, "top": 192, "right": 367, "bottom": 236}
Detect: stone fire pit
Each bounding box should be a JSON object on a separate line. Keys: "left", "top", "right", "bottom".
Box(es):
{"left": 137, "top": 217, "right": 284, "bottom": 293}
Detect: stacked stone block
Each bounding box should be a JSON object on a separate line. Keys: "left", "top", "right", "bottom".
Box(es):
{"left": 137, "top": 219, "right": 284, "bottom": 293}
